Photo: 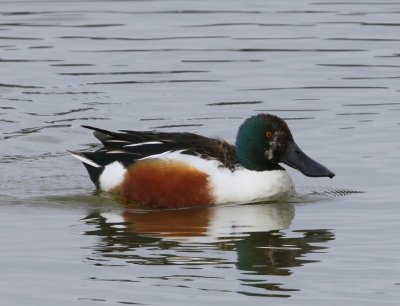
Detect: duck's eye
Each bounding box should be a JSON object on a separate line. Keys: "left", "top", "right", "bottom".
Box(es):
{"left": 265, "top": 131, "right": 273, "bottom": 138}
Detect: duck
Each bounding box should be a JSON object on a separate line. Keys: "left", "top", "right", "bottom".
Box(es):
{"left": 69, "top": 113, "right": 334, "bottom": 209}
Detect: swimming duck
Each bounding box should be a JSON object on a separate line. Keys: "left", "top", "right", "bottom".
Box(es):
{"left": 70, "top": 113, "right": 334, "bottom": 208}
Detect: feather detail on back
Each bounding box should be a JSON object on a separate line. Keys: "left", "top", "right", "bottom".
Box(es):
{"left": 81, "top": 125, "right": 238, "bottom": 170}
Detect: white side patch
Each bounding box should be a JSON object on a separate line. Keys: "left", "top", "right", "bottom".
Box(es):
{"left": 99, "top": 161, "right": 126, "bottom": 191}
{"left": 124, "top": 141, "right": 163, "bottom": 147}
{"left": 68, "top": 151, "right": 101, "bottom": 168}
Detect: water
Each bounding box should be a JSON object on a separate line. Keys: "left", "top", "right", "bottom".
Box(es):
{"left": 1, "top": 0, "right": 400, "bottom": 305}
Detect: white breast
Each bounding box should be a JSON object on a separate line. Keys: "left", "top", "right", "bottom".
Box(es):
{"left": 210, "top": 167, "right": 293, "bottom": 204}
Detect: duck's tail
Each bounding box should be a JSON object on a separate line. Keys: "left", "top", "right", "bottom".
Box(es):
{"left": 68, "top": 151, "right": 104, "bottom": 188}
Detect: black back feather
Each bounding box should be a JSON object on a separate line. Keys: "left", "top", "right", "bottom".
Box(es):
{"left": 81, "top": 125, "right": 238, "bottom": 170}
{"left": 72, "top": 125, "right": 238, "bottom": 187}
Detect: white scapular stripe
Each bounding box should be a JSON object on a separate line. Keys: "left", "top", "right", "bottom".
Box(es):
{"left": 123, "top": 141, "right": 163, "bottom": 147}
{"left": 105, "top": 140, "right": 130, "bottom": 143}
{"left": 105, "top": 150, "right": 130, "bottom": 154}
{"left": 137, "top": 150, "right": 172, "bottom": 160}
{"left": 68, "top": 151, "right": 101, "bottom": 168}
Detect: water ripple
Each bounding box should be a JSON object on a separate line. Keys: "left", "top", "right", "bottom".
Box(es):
{"left": 318, "top": 64, "right": 400, "bottom": 68}
{"left": 24, "top": 107, "right": 96, "bottom": 116}
{"left": 0, "top": 22, "right": 124, "bottom": 28}
{"left": 2, "top": 124, "right": 71, "bottom": 140}
{"left": 59, "top": 35, "right": 230, "bottom": 41}
{"left": 22, "top": 91, "right": 105, "bottom": 95}
{"left": 87, "top": 80, "right": 221, "bottom": 85}
{"left": 44, "top": 117, "right": 109, "bottom": 124}
{"left": 182, "top": 59, "right": 264, "bottom": 63}
{"left": 0, "top": 83, "right": 43, "bottom": 89}
{"left": 208, "top": 101, "right": 263, "bottom": 106}
{"left": 183, "top": 22, "right": 314, "bottom": 27}
{"left": 79, "top": 48, "right": 367, "bottom": 52}
{"left": 242, "top": 86, "right": 388, "bottom": 91}
{"left": 59, "top": 70, "right": 208, "bottom": 76}
{"left": 343, "top": 102, "right": 400, "bottom": 106}
{"left": 0, "top": 36, "right": 43, "bottom": 40}
{"left": 0, "top": 58, "right": 61, "bottom": 63}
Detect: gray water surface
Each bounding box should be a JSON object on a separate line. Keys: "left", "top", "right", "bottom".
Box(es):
{"left": 1, "top": 0, "right": 400, "bottom": 305}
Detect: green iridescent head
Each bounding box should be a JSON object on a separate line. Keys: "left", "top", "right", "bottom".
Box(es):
{"left": 235, "top": 114, "right": 335, "bottom": 178}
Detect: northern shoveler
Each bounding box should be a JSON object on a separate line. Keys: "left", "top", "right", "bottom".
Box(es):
{"left": 70, "top": 113, "right": 334, "bottom": 209}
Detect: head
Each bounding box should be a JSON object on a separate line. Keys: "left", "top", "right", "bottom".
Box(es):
{"left": 235, "top": 114, "right": 335, "bottom": 178}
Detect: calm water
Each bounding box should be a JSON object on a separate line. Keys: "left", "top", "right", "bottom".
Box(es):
{"left": 1, "top": 0, "right": 400, "bottom": 305}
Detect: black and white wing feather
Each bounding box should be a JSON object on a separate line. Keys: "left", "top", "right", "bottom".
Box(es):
{"left": 69, "top": 125, "right": 238, "bottom": 187}
{"left": 81, "top": 125, "right": 238, "bottom": 168}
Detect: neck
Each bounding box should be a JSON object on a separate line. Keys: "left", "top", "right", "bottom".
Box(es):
{"left": 235, "top": 143, "right": 284, "bottom": 171}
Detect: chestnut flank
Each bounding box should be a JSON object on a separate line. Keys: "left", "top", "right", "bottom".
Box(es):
{"left": 122, "top": 159, "right": 213, "bottom": 209}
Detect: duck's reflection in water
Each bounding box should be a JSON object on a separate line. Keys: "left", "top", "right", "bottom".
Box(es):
{"left": 82, "top": 202, "right": 334, "bottom": 297}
